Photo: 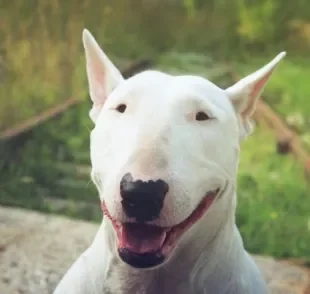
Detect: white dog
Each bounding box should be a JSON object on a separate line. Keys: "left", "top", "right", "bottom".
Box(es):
{"left": 54, "top": 29, "right": 286, "bottom": 294}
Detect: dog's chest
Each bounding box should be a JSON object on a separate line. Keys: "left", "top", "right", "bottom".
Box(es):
{"left": 102, "top": 269, "right": 196, "bottom": 294}
{"left": 102, "top": 283, "right": 194, "bottom": 294}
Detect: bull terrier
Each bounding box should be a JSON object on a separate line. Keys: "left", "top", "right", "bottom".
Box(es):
{"left": 54, "top": 29, "right": 286, "bottom": 294}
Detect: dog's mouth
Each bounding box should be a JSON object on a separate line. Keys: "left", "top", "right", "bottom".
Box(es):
{"left": 101, "top": 189, "right": 219, "bottom": 269}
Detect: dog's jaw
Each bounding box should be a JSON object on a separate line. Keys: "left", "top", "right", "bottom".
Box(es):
{"left": 101, "top": 189, "right": 219, "bottom": 269}
{"left": 54, "top": 190, "right": 268, "bottom": 294}
{"left": 96, "top": 200, "right": 265, "bottom": 294}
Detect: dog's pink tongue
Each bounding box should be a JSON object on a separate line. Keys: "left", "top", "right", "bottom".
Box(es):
{"left": 120, "top": 223, "right": 166, "bottom": 254}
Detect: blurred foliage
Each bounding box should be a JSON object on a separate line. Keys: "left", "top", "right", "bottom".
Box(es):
{"left": 1, "top": 0, "right": 310, "bottom": 131}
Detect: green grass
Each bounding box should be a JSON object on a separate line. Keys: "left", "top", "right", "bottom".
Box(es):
{"left": 1, "top": 52, "right": 310, "bottom": 263}
{"left": 238, "top": 122, "right": 310, "bottom": 260}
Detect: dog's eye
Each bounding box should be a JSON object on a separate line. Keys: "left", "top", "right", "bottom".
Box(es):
{"left": 116, "top": 104, "right": 127, "bottom": 113}
{"left": 195, "top": 111, "right": 210, "bottom": 121}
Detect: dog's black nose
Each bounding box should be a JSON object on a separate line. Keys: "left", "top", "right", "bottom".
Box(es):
{"left": 120, "top": 173, "right": 169, "bottom": 222}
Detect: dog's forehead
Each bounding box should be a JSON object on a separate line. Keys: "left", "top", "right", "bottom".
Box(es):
{"left": 110, "top": 70, "right": 232, "bottom": 110}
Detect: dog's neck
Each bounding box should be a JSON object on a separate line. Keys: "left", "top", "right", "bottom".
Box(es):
{"left": 89, "top": 192, "right": 247, "bottom": 293}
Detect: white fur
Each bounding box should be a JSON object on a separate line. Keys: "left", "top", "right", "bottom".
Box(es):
{"left": 54, "top": 29, "right": 286, "bottom": 294}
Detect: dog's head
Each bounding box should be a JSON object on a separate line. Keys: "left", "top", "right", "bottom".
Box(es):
{"left": 83, "top": 29, "right": 285, "bottom": 270}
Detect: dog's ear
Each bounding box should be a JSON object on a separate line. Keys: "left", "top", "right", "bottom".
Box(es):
{"left": 225, "top": 52, "right": 286, "bottom": 139}
{"left": 82, "top": 29, "right": 124, "bottom": 123}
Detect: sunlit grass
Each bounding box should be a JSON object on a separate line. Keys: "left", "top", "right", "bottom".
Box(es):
{"left": 238, "top": 122, "right": 310, "bottom": 260}
{"left": 0, "top": 1, "right": 157, "bottom": 132}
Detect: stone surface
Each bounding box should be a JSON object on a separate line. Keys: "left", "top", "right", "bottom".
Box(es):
{"left": 0, "top": 205, "right": 309, "bottom": 294}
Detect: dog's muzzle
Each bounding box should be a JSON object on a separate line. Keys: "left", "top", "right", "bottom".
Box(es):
{"left": 102, "top": 188, "right": 219, "bottom": 270}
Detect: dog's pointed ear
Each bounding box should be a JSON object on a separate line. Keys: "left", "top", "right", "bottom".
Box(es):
{"left": 82, "top": 29, "right": 124, "bottom": 123}
{"left": 225, "top": 52, "right": 286, "bottom": 139}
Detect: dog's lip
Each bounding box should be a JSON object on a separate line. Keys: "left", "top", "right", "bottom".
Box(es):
{"left": 160, "top": 189, "right": 218, "bottom": 254}
{"left": 101, "top": 188, "right": 219, "bottom": 258}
